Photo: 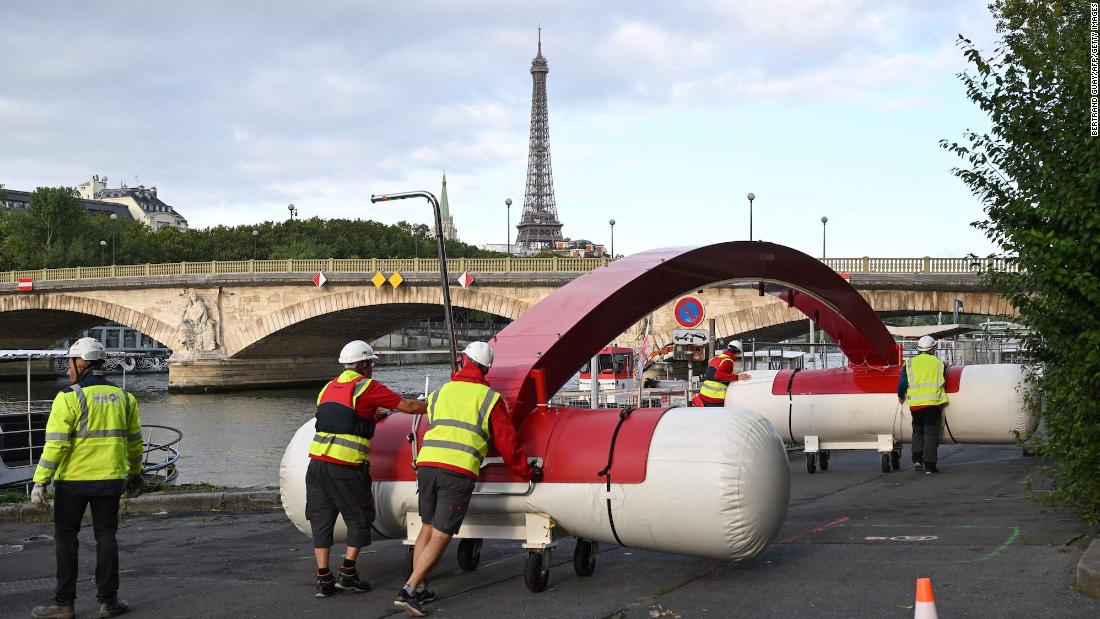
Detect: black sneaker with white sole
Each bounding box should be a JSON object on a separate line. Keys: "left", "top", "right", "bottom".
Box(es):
{"left": 914, "top": 462, "right": 924, "bottom": 472}
{"left": 925, "top": 465, "right": 939, "bottom": 475}
{"left": 416, "top": 585, "right": 437, "bottom": 604}
{"left": 336, "top": 569, "right": 371, "bottom": 593}
{"left": 315, "top": 573, "right": 336, "bottom": 598}
{"left": 395, "top": 589, "right": 430, "bottom": 617}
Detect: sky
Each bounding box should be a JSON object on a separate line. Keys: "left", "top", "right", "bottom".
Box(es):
{"left": 0, "top": 0, "right": 1004, "bottom": 258}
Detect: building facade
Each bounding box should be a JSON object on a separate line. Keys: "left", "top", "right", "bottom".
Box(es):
{"left": 77, "top": 175, "right": 188, "bottom": 230}
{"left": 0, "top": 188, "right": 133, "bottom": 221}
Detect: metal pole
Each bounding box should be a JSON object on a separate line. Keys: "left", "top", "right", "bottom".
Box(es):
{"left": 590, "top": 353, "right": 599, "bottom": 409}
{"left": 505, "top": 198, "right": 512, "bottom": 256}
{"left": 371, "top": 191, "right": 458, "bottom": 372}
{"left": 809, "top": 320, "right": 815, "bottom": 369}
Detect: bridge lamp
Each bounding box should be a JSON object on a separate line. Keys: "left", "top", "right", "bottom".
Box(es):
{"left": 287, "top": 203, "right": 298, "bottom": 221}
{"left": 821, "top": 216, "right": 828, "bottom": 260}
{"left": 109, "top": 213, "right": 118, "bottom": 265}
{"left": 99, "top": 240, "right": 107, "bottom": 266}
{"left": 505, "top": 198, "right": 512, "bottom": 257}
{"left": 747, "top": 193, "right": 756, "bottom": 241}
{"left": 608, "top": 219, "right": 616, "bottom": 259}
{"left": 252, "top": 228, "right": 259, "bottom": 259}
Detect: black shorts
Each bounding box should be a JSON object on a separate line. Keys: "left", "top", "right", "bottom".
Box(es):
{"left": 417, "top": 466, "right": 476, "bottom": 535}
{"left": 305, "top": 458, "right": 375, "bottom": 549}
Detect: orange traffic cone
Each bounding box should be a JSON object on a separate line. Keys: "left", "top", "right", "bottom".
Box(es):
{"left": 914, "top": 577, "right": 938, "bottom": 619}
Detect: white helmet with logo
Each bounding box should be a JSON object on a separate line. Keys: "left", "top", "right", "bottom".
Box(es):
{"left": 67, "top": 337, "right": 107, "bottom": 361}
{"left": 338, "top": 340, "right": 379, "bottom": 364}
{"left": 463, "top": 341, "right": 494, "bottom": 368}
{"left": 917, "top": 335, "right": 937, "bottom": 352}
{"left": 727, "top": 339, "right": 743, "bottom": 354}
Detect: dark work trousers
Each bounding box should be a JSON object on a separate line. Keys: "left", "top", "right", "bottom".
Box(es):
{"left": 53, "top": 489, "right": 121, "bottom": 604}
{"left": 911, "top": 405, "right": 944, "bottom": 466}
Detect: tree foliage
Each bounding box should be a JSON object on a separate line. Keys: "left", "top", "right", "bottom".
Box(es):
{"left": 942, "top": 1, "right": 1100, "bottom": 521}
{"left": 0, "top": 191, "right": 498, "bottom": 270}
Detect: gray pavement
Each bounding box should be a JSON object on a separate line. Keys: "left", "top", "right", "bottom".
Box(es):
{"left": 2, "top": 444, "right": 1098, "bottom": 618}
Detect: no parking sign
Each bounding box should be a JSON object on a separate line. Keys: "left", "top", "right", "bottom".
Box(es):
{"left": 673, "top": 296, "right": 706, "bottom": 329}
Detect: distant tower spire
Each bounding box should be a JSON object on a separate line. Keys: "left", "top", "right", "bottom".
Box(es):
{"left": 515, "top": 30, "right": 564, "bottom": 250}
{"left": 439, "top": 171, "right": 458, "bottom": 241}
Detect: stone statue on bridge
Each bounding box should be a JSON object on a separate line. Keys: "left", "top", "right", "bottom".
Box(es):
{"left": 179, "top": 289, "right": 219, "bottom": 352}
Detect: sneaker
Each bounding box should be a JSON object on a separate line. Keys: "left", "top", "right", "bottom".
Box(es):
{"left": 925, "top": 466, "right": 939, "bottom": 475}
{"left": 336, "top": 569, "right": 371, "bottom": 593}
{"left": 394, "top": 588, "right": 430, "bottom": 617}
{"left": 416, "top": 585, "right": 437, "bottom": 604}
{"left": 913, "top": 462, "right": 924, "bottom": 472}
{"left": 98, "top": 599, "right": 131, "bottom": 618}
{"left": 31, "top": 602, "right": 74, "bottom": 619}
{"left": 315, "top": 573, "right": 336, "bottom": 598}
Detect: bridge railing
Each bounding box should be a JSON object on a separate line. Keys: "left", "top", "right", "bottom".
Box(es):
{"left": 0, "top": 255, "right": 1017, "bottom": 284}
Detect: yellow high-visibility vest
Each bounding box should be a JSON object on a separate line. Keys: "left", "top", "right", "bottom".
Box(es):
{"left": 309, "top": 370, "right": 374, "bottom": 465}
{"left": 698, "top": 380, "right": 728, "bottom": 402}
{"left": 34, "top": 381, "right": 143, "bottom": 484}
{"left": 905, "top": 354, "right": 948, "bottom": 407}
{"left": 416, "top": 381, "right": 499, "bottom": 476}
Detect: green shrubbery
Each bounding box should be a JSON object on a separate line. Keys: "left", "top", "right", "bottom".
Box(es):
{"left": 944, "top": 1, "right": 1100, "bottom": 521}
{"left": 0, "top": 187, "right": 498, "bottom": 270}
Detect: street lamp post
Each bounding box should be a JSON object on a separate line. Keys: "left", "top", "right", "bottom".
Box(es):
{"left": 370, "top": 190, "right": 459, "bottom": 372}
{"left": 287, "top": 203, "right": 298, "bottom": 221}
{"left": 252, "top": 228, "right": 259, "bottom": 259}
{"left": 820, "top": 216, "right": 828, "bottom": 260}
{"left": 608, "top": 219, "right": 616, "bottom": 259}
{"left": 505, "top": 198, "right": 512, "bottom": 256}
{"left": 99, "top": 240, "right": 107, "bottom": 266}
{"left": 747, "top": 193, "right": 756, "bottom": 241}
{"left": 109, "top": 213, "right": 118, "bottom": 264}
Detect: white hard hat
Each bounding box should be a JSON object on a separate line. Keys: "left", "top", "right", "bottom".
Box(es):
{"left": 917, "top": 335, "right": 937, "bottom": 352}
{"left": 463, "top": 341, "right": 494, "bottom": 368}
{"left": 338, "top": 340, "right": 379, "bottom": 364}
{"left": 67, "top": 337, "right": 107, "bottom": 361}
{"left": 727, "top": 339, "right": 743, "bottom": 353}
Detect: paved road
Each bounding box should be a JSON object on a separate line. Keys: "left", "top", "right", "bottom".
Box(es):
{"left": 2, "top": 444, "right": 1098, "bottom": 618}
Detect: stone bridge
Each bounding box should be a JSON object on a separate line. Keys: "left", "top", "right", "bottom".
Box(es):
{"left": 0, "top": 257, "right": 1015, "bottom": 390}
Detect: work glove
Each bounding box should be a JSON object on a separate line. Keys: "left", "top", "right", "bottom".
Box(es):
{"left": 530, "top": 463, "right": 543, "bottom": 484}
{"left": 125, "top": 475, "right": 145, "bottom": 499}
{"left": 30, "top": 483, "right": 48, "bottom": 510}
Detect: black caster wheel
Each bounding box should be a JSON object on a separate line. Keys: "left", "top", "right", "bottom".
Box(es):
{"left": 525, "top": 551, "right": 550, "bottom": 592}
{"left": 402, "top": 545, "right": 414, "bottom": 580}
{"left": 891, "top": 449, "right": 901, "bottom": 470}
{"left": 881, "top": 452, "right": 891, "bottom": 473}
{"left": 573, "top": 539, "right": 597, "bottom": 577}
{"left": 457, "top": 538, "right": 482, "bottom": 572}
{"left": 806, "top": 452, "right": 817, "bottom": 474}
{"left": 819, "top": 451, "right": 830, "bottom": 471}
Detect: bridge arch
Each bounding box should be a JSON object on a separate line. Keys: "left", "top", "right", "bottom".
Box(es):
{"left": 229, "top": 286, "right": 532, "bottom": 358}
{"left": 703, "top": 289, "right": 1017, "bottom": 343}
{"left": 0, "top": 293, "right": 177, "bottom": 351}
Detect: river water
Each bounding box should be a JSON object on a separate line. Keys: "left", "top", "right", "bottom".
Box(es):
{"left": 0, "top": 364, "right": 457, "bottom": 488}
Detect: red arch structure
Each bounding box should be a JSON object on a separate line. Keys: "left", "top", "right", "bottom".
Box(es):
{"left": 487, "top": 241, "right": 896, "bottom": 424}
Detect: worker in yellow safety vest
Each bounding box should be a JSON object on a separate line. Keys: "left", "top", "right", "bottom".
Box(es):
{"left": 307, "top": 340, "right": 428, "bottom": 598}
{"left": 29, "top": 338, "right": 143, "bottom": 619}
{"left": 692, "top": 340, "right": 751, "bottom": 407}
{"left": 897, "top": 335, "right": 949, "bottom": 475}
{"left": 394, "top": 342, "right": 540, "bottom": 617}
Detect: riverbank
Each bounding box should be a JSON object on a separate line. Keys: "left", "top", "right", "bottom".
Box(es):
{"left": 0, "top": 485, "right": 280, "bottom": 523}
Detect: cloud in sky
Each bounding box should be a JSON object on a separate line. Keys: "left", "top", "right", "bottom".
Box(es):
{"left": 1, "top": 0, "right": 1000, "bottom": 257}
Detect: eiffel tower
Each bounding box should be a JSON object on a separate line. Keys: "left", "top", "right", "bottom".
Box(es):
{"left": 515, "top": 30, "right": 564, "bottom": 250}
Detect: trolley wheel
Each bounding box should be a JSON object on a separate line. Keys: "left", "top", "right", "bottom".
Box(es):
{"left": 891, "top": 449, "right": 901, "bottom": 470}
{"left": 457, "top": 538, "right": 482, "bottom": 572}
{"left": 806, "top": 452, "right": 817, "bottom": 474}
{"left": 573, "top": 539, "right": 597, "bottom": 577}
{"left": 881, "top": 453, "right": 891, "bottom": 473}
{"left": 524, "top": 551, "right": 550, "bottom": 593}
{"left": 402, "top": 545, "right": 414, "bottom": 580}
{"left": 819, "top": 451, "right": 830, "bottom": 471}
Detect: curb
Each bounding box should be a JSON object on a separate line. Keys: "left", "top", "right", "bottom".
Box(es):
{"left": 0, "top": 491, "right": 281, "bottom": 524}
{"left": 1079, "top": 538, "right": 1100, "bottom": 601}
